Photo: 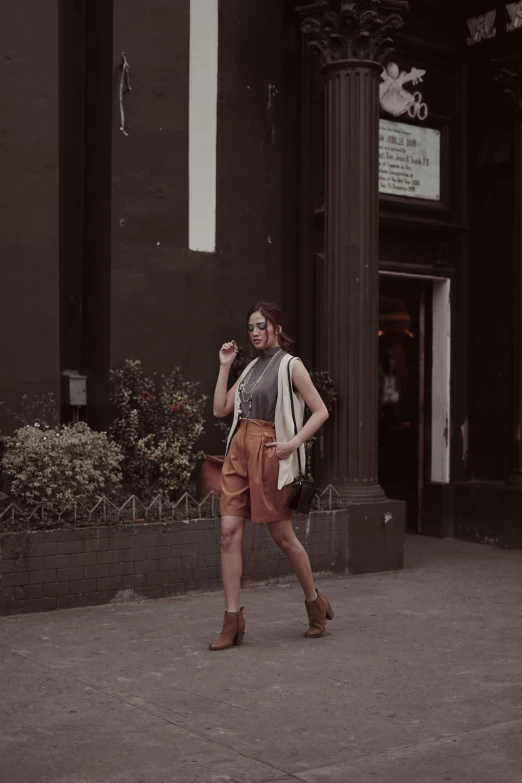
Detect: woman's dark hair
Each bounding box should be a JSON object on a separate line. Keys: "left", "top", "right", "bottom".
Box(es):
{"left": 246, "top": 301, "right": 295, "bottom": 356}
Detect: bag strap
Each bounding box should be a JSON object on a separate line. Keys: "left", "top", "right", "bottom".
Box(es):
{"left": 287, "top": 358, "right": 307, "bottom": 479}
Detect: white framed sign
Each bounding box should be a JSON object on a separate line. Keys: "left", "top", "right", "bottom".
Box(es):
{"left": 379, "top": 119, "right": 441, "bottom": 202}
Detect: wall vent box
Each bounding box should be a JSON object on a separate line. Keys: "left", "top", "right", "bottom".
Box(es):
{"left": 62, "top": 371, "right": 88, "bottom": 407}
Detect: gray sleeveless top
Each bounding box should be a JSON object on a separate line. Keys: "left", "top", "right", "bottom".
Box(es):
{"left": 239, "top": 347, "right": 287, "bottom": 421}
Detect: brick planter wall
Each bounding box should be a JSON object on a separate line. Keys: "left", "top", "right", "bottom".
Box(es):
{"left": 0, "top": 506, "right": 405, "bottom": 616}
{"left": 0, "top": 513, "right": 335, "bottom": 616}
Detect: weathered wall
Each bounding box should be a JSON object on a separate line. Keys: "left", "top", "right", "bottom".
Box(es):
{"left": 454, "top": 482, "right": 522, "bottom": 549}
{"left": 108, "top": 0, "right": 296, "bottom": 453}
{"left": 0, "top": 0, "right": 59, "bottom": 431}
{"left": 0, "top": 0, "right": 298, "bottom": 447}
{"left": 467, "top": 57, "right": 513, "bottom": 482}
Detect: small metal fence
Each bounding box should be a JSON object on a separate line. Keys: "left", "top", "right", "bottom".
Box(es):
{"left": 0, "top": 485, "right": 342, "bottom": 533}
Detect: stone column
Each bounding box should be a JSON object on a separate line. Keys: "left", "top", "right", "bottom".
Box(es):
{"left": 496, "top": 58, "right": 522, "bottom": 484}
{"left": 299, "top": 0, "right": 407, "bottom": 502}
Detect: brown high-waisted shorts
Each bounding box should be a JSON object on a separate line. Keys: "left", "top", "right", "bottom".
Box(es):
{"left": 220, "top": 419, "right": 293, "bottom": 524}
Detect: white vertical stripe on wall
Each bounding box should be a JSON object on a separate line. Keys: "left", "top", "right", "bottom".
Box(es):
{"left": 189, "top": 0, "right": 218, "bottom": 253}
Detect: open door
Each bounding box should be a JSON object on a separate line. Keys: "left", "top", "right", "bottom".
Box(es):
{"left": 378, "top": 275, "right": 431, "bottom": 532}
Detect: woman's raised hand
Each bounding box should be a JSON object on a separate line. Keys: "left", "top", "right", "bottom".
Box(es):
{"left": 219, "top": 340, "right": 239, "bottom": 366}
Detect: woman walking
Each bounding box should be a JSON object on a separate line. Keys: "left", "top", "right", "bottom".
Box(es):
{"left": 210, "top": 301, "right": 333, "bottom": 651}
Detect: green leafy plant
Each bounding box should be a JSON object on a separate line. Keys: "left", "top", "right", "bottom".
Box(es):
{"left": 0, "top": 393, "right": 60, "bottom": 499}
{"left": 1, "top": 422, "right": 123, "bottom": 514}
{"left": 109, "top": 360, "right": 208, "bottom": 499}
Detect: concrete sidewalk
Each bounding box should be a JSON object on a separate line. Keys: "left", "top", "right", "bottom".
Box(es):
{"left": 1, "top": 535, "right": 521, "bottom": 783}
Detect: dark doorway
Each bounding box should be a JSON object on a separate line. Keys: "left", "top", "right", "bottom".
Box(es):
{"left": 378, "top": 275, "right": 431, "bottom": 531}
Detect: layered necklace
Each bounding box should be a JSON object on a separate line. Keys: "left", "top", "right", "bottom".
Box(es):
{"left": 239, "top": 348, "right": 282, "bottom": 418}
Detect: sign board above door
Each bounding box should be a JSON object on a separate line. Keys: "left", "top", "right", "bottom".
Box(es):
{"left": 379, "top": 119, "right": 441, "bottom": 202}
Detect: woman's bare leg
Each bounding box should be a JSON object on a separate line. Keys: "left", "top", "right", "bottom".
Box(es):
{"left": 266, "top": 519, "right": 316, "bottom": 602}
{"left": 220, "top": 515, "right": 246, "bottom": 612}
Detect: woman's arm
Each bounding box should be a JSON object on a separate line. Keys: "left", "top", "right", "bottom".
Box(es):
{"left": 213, "top": 372, "right": 240, "bottom": 418}
{"left": 213, "top": 340, "right": 241, "bottom": 418}
{"left": 289, "top": 360, "right": 329, "bottom": 449}
{"left": 265, "top": 360, "right": 329, "bottom": 460}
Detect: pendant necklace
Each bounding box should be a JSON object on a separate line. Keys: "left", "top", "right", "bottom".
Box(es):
{"left": 239, "top": 348, "right": 282, "bottom": 418}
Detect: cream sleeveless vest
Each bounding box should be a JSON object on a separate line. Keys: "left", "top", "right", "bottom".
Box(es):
{"left": 225, "top": 353, "right": 306, "bottom": 490}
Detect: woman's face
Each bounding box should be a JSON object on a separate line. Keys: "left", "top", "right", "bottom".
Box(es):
{"left": 247, "top": 310, "right": 280, "bottom": 351}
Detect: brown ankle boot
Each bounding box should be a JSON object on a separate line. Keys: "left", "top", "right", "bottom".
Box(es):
{"left": 209, "top": 607, "right": 245, "bottom": 651}
{"left": 304, "top": 590, "right": 334, "bottom": 638}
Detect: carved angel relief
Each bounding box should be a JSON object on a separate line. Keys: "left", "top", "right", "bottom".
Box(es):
{"left": 379, "top": 62, "right": 428, "bottom": 120}
{"left": 506, "top": 2, "right": 522, "bottom": 31}
{"left": 466, "top": 10, "right": 497, "bottom": 45}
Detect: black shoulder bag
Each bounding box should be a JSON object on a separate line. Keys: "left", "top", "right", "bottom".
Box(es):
{"left": 286, "top": 359, "right": 319, "bottom": 515}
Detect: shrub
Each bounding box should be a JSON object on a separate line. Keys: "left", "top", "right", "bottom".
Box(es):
{"left": 1, "top": 422, "right": 123, "bottom": 514}
{"left": 110, "top": 360, "right": 207, "bottom": 499}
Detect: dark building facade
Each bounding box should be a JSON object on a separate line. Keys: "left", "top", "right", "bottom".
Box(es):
{"left": 1, "top": 0, "right": 522, "bottom": 549}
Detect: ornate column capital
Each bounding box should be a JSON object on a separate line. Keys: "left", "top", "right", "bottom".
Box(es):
{"left": 297, "top": 0, "right": 408, "bottom": 67}
{"left": 494, "top": 55, "right": 522, "bottom": 112}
